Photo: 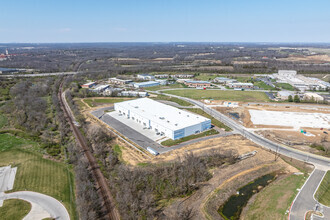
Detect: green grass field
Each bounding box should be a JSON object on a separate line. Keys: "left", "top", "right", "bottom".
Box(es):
{"left": 0, "top": 113, "right": 8, "bottom": 129}
{"left": 161, "top": 129, "right": 219, "bottom": 146}
{"left": 0, "top": 199, "right": 31, "bottom": 220}
{"left": 0, "top": 133, "right": 77, "bottom": 219}
{"left": 245, "top": 174, "right": 306, "bottom": 220}
{"left": 253, "top": 81, "right": 276, "bottom": 90}
{"left": 315, "top": 171, "right": 330, "bottom": 206}
{"left": 146, "top": 83, "right": 185, "bottom": 91}
{"left": 275, "top": 83, "right": 295, "bottom": 91}
{"left": 152, "top": 94, "right": 193, "bottom": 106}
{"left": 84, "top": 98, "right": 133, "bottom": 107}
{"left": 186, "top": 108, "right": 231, "bottom": 131}
{"left": 163, "top": 89, "right": 269, "bottom": 102}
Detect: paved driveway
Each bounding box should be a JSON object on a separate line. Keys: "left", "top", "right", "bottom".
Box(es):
{"left": 0, "top": 191, "right": 70, "bottom": 220}
{"left": 289, "top": 169, "right": 330, "bottom": 220}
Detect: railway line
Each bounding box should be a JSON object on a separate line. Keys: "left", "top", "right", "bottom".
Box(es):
{"left": 58, "top": 81, "right": 120, "bottom": 220}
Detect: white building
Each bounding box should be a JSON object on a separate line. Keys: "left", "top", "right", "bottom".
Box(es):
{"left": 277, "top": 91, "right": 295, "bottom": 100}
{"left": 304, "top": 93, "right": 324, "bottom": 102}
{"left": 114, "top": 98, "right": 211, "bottom": 140}
{"left": 137, "top": 74, "right": 155, "bottom": 80}
{"left": 90, "top": 84, "right": 109, "bottom": 93}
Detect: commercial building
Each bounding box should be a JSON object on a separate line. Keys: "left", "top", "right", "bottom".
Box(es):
{"left": 214, "top": 77, "right": 237, "bottom": 85}
{"left": 303, "top": 93, "right": 324, "bottom": 102}
{"left": 173, "top": 74, "right": 194, "bottom": 79}
{"left": 91, "top": 85, "right": 110, "bottom": 93}
{"left": 137, "top": 74, "right": 155, "bottom": 80}
{"left": 119, "top": 91, "right": 148, "bottom": 97}
{"left": 81, "top": 82, "right": 97, "bottom": 88}
{"left": 133, "top": 81, "right": 160, "bottom": 88}
{"left": 109, "top": 77, "right": 133, "bottom": 85}
{"left": 155, "top": 74, "right": 169, "bottom": 79}
{"left": 155, "top": 79, "right": 168, "bottom": 85}
{"left": 273, "top": 70, "right": 329, "bottom": 91}
{"left": 228, "top": 82, "right": 254, "bottom": 89}
{"left": 277, "top": 91, "right": 295, "bottom": 100}
{"left": 184, "top": 80, "right": 211, "bottom": 88}
{"left": 114, "top": 98, "right": 211, "bottom": 140}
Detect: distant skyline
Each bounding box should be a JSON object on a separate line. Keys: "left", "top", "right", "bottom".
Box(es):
{"left": 1, "top": 0, "right": 330, "bottom": 43}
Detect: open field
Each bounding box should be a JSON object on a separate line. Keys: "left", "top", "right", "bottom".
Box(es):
{"left": 275, "top": 83, "right": 295, "bottom": 91}
{"left": 315, "top": 171, "right": 330, "bottom": 206}
{"left": 152, "top": 94, "right": 193, "bottom": 106}
{"left": 0, "top": 199, "right": 31, "bottom": 220}
{"left": 0, "top": 133, "right": 76, "bottom": 219}
{"left": 186, "top": 108, "right": 231, "bottom": 131}
{"left": 83, "top": 97, "right": 133, "bottom": 107}
{"left": 161, "top": 129, "right": 219, "bottom": 146}
{"left": 146, "top": 83, "right": 185, "bottom": 91}
{"left": 253, "top": 81, "right": 275, "bottom": 90}
{"left": 163, "top": 89, "right": 270, "bottom": 102}
{"left": 243, "top": 174, "right": 306, "bottom": 220}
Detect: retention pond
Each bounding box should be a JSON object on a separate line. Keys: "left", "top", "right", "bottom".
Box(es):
{"left": 218, "top": 173, "right": 276, "bottom": 220}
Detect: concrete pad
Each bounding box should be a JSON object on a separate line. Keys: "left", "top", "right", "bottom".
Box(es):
{"left": 0, "top": 166, "right": 17, "bottom": 192}
{"left": 108, "top": 111, "right": 162, "bottom": 141}
{"left": 249, "top": 110, "right": 330, "bottom": 130}
{"left": 23, "top": 201, "right": 51, "bottom": 220}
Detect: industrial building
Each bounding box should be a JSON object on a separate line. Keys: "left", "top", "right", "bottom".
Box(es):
{"left": 277, "top": 91, "right": 295, "bottom": 100}
{"left": 137, "top": 74, "right": 155, "bottom": 80}
{"left": 133, "top": 81, "right": 160, "bottom": 88}
{"left": 155, "top": 74, "right": 169, "bottom": 79}
{"left": 303, "top": 93, "right": 324, "bottom": 102}
{"left": 273, "top": 70, "right": 329, "bottom": 91}
{"left": 214, "top": 77, "right": 238, "bottom": 85}
{"left": 81, "top": 82, "right": 97, "bottom": 88}
{"left": 119, "top": 91, "right": 148, "bottom": 97}
{"left": 114, "top": 98, "right": 211, "bottom": 140}
{"left": 91, "top": 85, "right": 110, "bottom": 93}
{"left": 109, "top": 77, "right": 133, "bottom": 85}
{"left": 229, "top": 82, "right": 254, "bottom": 89}
{"left": 184, "top": 80, "right": 211, "bottom": 88}
{"left": 173, "top": 74, "right": 194, "bottom": 78}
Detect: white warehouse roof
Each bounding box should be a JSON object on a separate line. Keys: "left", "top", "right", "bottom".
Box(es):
{"left": 114, "top": 98, "right": 210, "bottom": 130}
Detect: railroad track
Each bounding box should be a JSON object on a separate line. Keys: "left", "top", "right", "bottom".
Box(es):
{"left": 58, "top": 81, "right": 120, "bottom": 220}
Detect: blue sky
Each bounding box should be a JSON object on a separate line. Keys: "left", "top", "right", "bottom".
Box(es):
{"left": 1, "top": 0, "right": 330, "bottom": 43}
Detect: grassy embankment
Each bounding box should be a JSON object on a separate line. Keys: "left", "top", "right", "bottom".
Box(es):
{"left": 0, "top": 133, "right": 77, "bottom": 219}
{"left": 0, "top": 199, "right": 31, "bottom": 220}
{"left": 186, "top": 108, "right": 232, "bottom": 131}
{"left": 163, "top": 89, "right": 270, "bottom": 102}
{"left": 161, "top": 129, "right": 219, "bottom": 146}
{"left": 0, "top": 113, "right": 8, "bottom": 129}
{"left": 83, "top": 97, "right": 133, "bottom": 107}
{"left": 244, "top": 157, "right": 310, "bottom": 220}
{"left": 152, "top": 94, "right": 193, "bottom": 106}
{"left": 146, "top": 83, "right": 185, "bottom": 91}
{"left": 275, "top": 83, "right": 295, "bottom": 91}
{"left": 315, "top": 171, "right": 330, "bottom": 206}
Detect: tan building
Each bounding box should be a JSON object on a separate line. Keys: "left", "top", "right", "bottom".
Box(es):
{"left": 303, "top": 92, "right": 324, "bottom": 102}
{"left": 184, "top": 80, "right": 211, "bottom": 88}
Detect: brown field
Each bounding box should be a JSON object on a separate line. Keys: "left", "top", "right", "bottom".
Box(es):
{"left": 277, "top": 54, "right": 330, "bottom": 64}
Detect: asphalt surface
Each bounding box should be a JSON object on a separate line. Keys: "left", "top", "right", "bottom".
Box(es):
{"left": 289, "top": 169, "right": 330, "bottom": 220}
{"left": 0, "top": 191, "right": 70, "bottom": 220}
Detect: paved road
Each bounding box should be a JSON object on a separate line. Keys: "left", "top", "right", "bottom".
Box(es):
{"left": 0, "top": 191, "right": 70, "bottom": 220}
{"left": 157, "top": 92, "right": 330, "bottom": 168}
{"left": 289, "top": 169, "right": 330, "bottom": 220}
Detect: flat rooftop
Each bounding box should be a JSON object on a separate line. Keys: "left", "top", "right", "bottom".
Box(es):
{"left": 114, "top": 98, "right": 210, "bottom": 130}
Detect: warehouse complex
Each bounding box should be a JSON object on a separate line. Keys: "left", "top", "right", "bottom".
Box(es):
{"left": 113, "top": 98, "right": 211, "bottom": 140}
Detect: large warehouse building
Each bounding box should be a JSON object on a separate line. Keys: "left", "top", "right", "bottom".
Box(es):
{"left": 113, "top": 98, "right": 211, "bottom": 140}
